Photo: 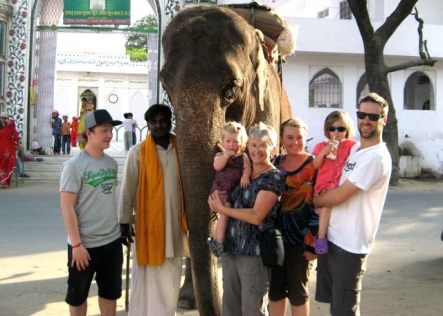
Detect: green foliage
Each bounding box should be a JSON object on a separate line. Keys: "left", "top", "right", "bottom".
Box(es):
{"left": 126, "top": 47, "right": 148, "bottom": 62}
{"left": 125, "top": 15, "right": 158, "bottom": 51}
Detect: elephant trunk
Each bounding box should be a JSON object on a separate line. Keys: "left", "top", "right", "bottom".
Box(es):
{"left": 174, "top": 104, "right": 225, "bottom": 315}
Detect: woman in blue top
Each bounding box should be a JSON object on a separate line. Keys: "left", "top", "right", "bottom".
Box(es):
{"left": 208, "top": 122, "right": 283, "bottom": 316}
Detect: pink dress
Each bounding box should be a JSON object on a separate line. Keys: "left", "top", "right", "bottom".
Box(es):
{"left": 312, "top": 139, "right": 357, "bottom": 193}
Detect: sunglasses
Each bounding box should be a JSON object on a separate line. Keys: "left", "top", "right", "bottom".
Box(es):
{"left": 329, "top": 126, "right": 347, "bottom": 132}
{"left": 356, "top": 111, "right": 385, "bottom": 121}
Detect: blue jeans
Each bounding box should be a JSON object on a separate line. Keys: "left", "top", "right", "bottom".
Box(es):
{"left": 53, "top": 134, "right": 61, "bottom": 153}
{"left": 61, "top": 135, "right": 71, "bottom": 154}
{"left": 16, "top": 153, "right": 23, "bottom": 173}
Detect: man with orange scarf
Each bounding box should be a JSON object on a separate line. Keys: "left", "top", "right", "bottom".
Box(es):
{"left": 119, "top": 104, "right": 189, "bottom": 316}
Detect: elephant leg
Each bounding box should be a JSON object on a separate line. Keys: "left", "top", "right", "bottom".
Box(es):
{"left": 177, "top": 257, "right": 196, "bottom": 309}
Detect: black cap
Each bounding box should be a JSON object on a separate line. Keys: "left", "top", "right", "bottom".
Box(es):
{"left": 84, "top": 109, "right": 122, "bottom": 130}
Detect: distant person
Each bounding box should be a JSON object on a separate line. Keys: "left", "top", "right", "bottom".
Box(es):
{"left": 70, "top": 116, "right": 78, "bottom": 148}
{"left": 122, "top": 113, "right": 133, "bottom": 151}
{"left": 0, "top": 113, "right": 19, "bottom": 188}
{"left": 128, "top": 112, "right": 138, "bottom": 145}
{"left": 52, "top": 110, "right": 62, "bottom": 155}
{"left": 207, "top": 121, "right": 251, "bottom": 257}
{"left": 60, "top": 109, "right": 123, "bottom": 316}
{"left": 16, "top": 141, "right": 30, "bottom": 178}
{"left": 312, "top": 111, "right": 357, "bottom": 254}
{"left": 314, "top": 93, "right": 392, "bottom": 316}
{"left": 77, "top": 98, "right": 94, "bottom": 150}
{"left": 61, "top": 115, "right": 72, "bottom": 155}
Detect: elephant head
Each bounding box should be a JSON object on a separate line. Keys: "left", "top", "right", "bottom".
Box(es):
{"left": 160, "top": 6, "right": 291, "bottom": 315}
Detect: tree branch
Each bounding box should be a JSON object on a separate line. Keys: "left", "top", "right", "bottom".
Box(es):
{"left": 385, "top": 58, "right": 436, "bottom": 74}
{"left": 376, "top": 0, "right": 418, "bottom": 45}
{"left": 347, "top": 0, "right": 375, "bottom": 43}
{"left": 412, "top": 7, "right": 426, "bottom": 59}
{"left": 411, "top": 7, "right": 434, "bottom": 62}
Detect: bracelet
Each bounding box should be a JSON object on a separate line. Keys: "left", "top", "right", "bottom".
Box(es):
{"left": 72, "top": 242, "right": 82, "bottom": 249}
{"left": 223, "top": 153, "right": 230, "bottom": 159}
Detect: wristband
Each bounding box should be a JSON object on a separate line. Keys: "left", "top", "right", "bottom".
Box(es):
{"left": 72, "top": 242, "right": 82, "bottom": 249}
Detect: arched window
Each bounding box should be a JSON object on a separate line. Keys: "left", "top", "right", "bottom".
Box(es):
{"left": 130, "top": 91, "right": 147, "bottom": 123}
{"left": 404, "top": 71, "right": 434, "bottom": 110}
{"left": 309, "top": 68, "right": 342, "bottom": 108}
{"left": 356, "top": 74, "right": 370, "bottom": 106}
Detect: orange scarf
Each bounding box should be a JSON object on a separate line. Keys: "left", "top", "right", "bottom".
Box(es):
{"left": 135, "top": 134, "right": 188, "bottom": 266}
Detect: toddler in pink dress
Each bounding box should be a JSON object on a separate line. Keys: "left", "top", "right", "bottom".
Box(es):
{"left": 312, "top": 110, "right": 357, "bottom": 254}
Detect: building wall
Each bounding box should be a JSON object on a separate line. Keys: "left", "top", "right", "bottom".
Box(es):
{"left": 279, "top": 1, "right": 443, "bottom": 176}
{"left": 55, "top": 71, "right": 150, "bottom": 125}
{"left": 283, "top": 52, "right": 443, "bottom": 176}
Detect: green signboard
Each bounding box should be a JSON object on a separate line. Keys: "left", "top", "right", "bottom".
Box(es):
{"left": 64, "top": 0, "right": 130, "bottom": 25}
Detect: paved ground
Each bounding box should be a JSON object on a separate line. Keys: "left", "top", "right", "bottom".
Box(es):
{"left": 0, "top": 179, "right": 442, "bottom": 316}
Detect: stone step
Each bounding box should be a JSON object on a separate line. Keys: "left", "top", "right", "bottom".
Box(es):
{"left": 22, "top": 157, "right": 127, "bottom": 182}
{"left": 20, "top": 142, "right": 128, "bottom": 182}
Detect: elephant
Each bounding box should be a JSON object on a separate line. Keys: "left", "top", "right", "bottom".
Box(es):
{"left": 160, "top": 5, "right": 292, "bottom": 315}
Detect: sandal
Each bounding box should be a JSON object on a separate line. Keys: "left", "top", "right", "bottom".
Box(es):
{"left": 315, "top": 237, "right": 329, "bottom": 254}
{"left": 207, "top": 237, "right": 224, "bottom": 257}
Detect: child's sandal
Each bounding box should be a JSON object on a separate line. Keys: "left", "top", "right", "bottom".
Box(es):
{"left": 315, "top": 237, "right": 329, "bottom": 254}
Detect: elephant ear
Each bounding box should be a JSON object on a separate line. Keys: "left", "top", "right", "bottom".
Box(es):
{"left": 253, "top": 30, "right": 269, "bottom": 112}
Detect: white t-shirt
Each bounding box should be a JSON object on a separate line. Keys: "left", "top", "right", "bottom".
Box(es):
{"left": 328, "top": 142, "right": 392, "bottom": 254}
{"left": 122, "top": 118, "right": 134, "bottom": 132}
{"left": 60, "top": 150, "right": 120, "bottom": 248}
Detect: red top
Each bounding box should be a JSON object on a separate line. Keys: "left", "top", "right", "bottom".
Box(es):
{"left": 0, "top": 119, "right": 19, "bottom": 187}
{"left": 312, "top": 138, "right": 357, "bottom": 193}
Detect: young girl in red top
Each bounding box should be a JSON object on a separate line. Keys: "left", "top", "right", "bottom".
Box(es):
{"left": 312, "top": 110, "right": 357, "bottom": 254}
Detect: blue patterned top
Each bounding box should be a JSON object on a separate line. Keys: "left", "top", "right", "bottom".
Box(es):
{"left": 52, "top": 117, "right": 62, "bottom": 136}
{"left": 224, "top": 169, "right": 284, "bottom": 256}
{"left": 273, "top": 154, "right": 319, "bottom": 252}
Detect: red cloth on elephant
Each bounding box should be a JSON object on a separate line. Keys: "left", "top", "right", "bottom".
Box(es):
{"left": 0, "top": 119, "right": 19, "bottom": 187}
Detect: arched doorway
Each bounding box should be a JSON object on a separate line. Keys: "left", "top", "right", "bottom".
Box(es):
{"left": 26, "top": 0, "right": 158, "bottom": 149}
{"left": 79, "top": 88, "right": 97, "bottom": 111}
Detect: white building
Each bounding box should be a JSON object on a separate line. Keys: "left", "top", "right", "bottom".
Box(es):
{"left": 1, "top": 0, "right": 442, "bottom": 176}
{"left": 273, "top": 0, "right": 443, "bottom": 177}
{"left": 53, "top": 31, "right": 159, "bottom": 143}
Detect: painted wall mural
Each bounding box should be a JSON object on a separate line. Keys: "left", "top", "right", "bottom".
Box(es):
{"left": 7, "top": 0, "right": 28, "bottom": 137}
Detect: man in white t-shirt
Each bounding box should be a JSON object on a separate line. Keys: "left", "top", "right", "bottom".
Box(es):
{"left": 314, "top": 92, "right": 392, "bottom": 316}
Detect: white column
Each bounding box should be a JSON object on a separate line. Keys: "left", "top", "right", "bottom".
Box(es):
{"left": 33, "top": 0, "right": 64, "bottom": 149}
{"left": 35, "top": 30, "right": 57, "bottom": 150}
{"left": 147, "top": 32, "right": 158, "bottom": 105}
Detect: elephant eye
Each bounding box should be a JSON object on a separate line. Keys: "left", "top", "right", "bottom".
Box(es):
{"left": 222, "top": 80, "right": 241, "bottom": 103}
